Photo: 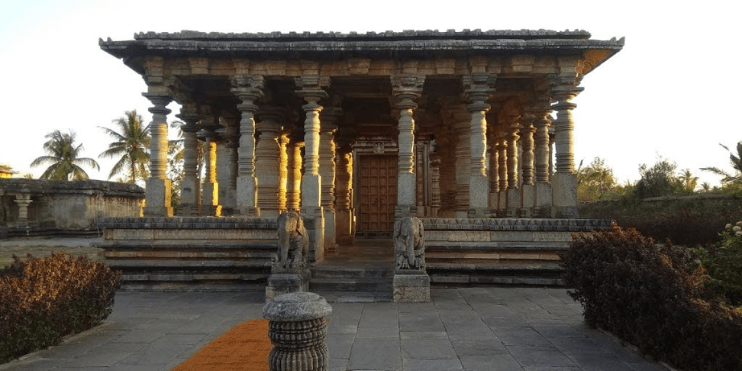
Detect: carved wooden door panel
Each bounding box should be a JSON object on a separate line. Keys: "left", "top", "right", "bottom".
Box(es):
{"left": 358, "top": 155, "right": 397, "bottom": 235}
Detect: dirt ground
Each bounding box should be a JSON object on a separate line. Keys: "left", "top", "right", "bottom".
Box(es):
{"left": 0, "top": 236, "right": 104, "bottom": 268}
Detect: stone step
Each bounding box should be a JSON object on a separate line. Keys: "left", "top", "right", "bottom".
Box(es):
{"left": 310, "top": 290, "right": 393, "bottom": 303}
{"left": 311, "top": 266, "right": 394, "bottom": 279}
{"left": 309, "top": 277, "right": 393, "bottom": 293}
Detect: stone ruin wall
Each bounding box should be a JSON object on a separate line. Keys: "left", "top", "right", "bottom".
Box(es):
{"left": 0, "top": 179, "right": 144, "bottom": 236}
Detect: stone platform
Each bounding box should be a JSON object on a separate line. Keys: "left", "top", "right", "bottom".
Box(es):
{"left": 424, "top": 218, "right": 611, "bottom": 286}
{"left": 97, "top": 217, "right": 277, "bottom": 291}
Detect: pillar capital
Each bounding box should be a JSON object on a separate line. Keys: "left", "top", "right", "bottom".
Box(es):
{"left": 391, "top": 74, "right": 425, "bottom": 109}
{"left": 142, "top": 93, "right": 171, "bottom": 115}
{"left": 296, "top": 76, "right": 330, "bottom": 106}
{"left": 463, "top": 73, "right": 496, "bottom": 111}
{"left": 176, "top": 101, "right": 200, "bottom": 125}
{"left": 231, "top": 75, "right": 265, "bottom": 111}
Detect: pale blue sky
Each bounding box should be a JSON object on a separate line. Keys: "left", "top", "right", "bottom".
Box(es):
{"left": 1, "top": 0, "right": 740, "bottom": 186}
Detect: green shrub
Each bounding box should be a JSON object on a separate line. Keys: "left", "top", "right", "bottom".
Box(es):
{"left": 561, "top": 224, "right": 742, "bottom": 371}
{"left": 580, "top": 195, "right": 742, "bottom": 246}
{"left": 694, "top": 221, "right": 742, "bottom": 305}
{"left": 0, "top": 252, "right": 121, "bottom": 363}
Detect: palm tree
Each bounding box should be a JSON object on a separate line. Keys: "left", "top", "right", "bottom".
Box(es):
{"left": 30, "top": 130, "right": 100, "bottom": 180}
{"left": 701, "top": 141, "right": 742, "bottom": 184}
{"left": 99, "top": 110, "right": 150, "bottom": 184}
{"left": 678, "top": 168, "right": 698, "bottom": 193}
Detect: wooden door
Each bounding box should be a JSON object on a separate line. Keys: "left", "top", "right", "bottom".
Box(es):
{"left": 358, "top": 155, "right": 397, "bottom": 234}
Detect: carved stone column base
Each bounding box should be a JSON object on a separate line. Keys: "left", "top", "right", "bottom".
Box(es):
{"left": 507, "top": 189, "right": 521, "bottom": 218}
{"left": 323, "top": 209, "right": 337, "bottom": 254}
{"left": 468, "top": 207, "right": 490, "bottom": 218}
{"left": 469, "top": 174, "right": 489, "bottom": 211}
{"left": 301, "top": 206, "right": 325, "bottom": 265}
{"left": 202, "top": 182, "right": 220, "bottom": 217}
{"left": 143, "top": 178, "right": 172, "bottom": 217}
{"left": 535, "top": 182, "right": 553, "bottom": 218}
{"left": 335, "top": 209, "right": 353, "bottom": 246}
{"left": 236, "top": 175, "right": 259, "bottom": 216}
{"left": 177, "top": 178, "right": 199, "bottom": 216}
{"left": 265, "top": 271, "right": 311, "bottom": 302}
{"left": 393, "top": 273, "right": 430, "bottom": 303}
{"left": 551, "top": 173, "right": 579, "bottom": 218}
{"left": 521, "top": 184, "right": 536, "bottom": 218}
{"left": 498, "top": 190, "right": 508, "bottom": 216}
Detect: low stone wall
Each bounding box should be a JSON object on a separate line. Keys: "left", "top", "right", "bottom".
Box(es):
{"left": 98, "top": 217, "right": 278, "bottom": 291}
{"left": 0, "top": 179, "right": 144, "bottom": 237}
{"left": 422, "top": 218, "right": 611, "bottom": 285}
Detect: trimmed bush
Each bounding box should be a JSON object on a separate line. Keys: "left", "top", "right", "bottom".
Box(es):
{"left": 580, "top": 195, "right": 742, "bottom": 246}
{"left": 0, "top": 252, "right": 121, "bottom": 363}
{"left": 694, "top": 221, "right": 742, "bottom": 306}
{"left": 561, "top": 224, "right": 742, "bottom": 371}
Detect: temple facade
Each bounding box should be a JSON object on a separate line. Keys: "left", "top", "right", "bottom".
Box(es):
{"left": 100, "top": 29, "right": 623, "bottom": 272}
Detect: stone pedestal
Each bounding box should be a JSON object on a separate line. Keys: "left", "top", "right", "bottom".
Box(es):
{"left": 534, "top": 182, "right": 553, "bottom": 218}
{"left": 506, "top": 188, "right": 520, "bottom": 218}
{"left": 521, "top": 184, "right": 535, "bottom": 218}
{"left": 393, "top": 273, "right": 430, "bottom": 303}
{"left": 143, "top": 178, "right": 172, "bottom": 217}
{"left": 302, "top": 206, "right": 325, "bottom": 265}
{"left": 265, "top": 271, "right": 311, "bottom": 301}
{"left": 263, "top": 292, "right": 332, "bottom": 371}
{"left": 551, "top": 173, "right": 579, "bottom": 218}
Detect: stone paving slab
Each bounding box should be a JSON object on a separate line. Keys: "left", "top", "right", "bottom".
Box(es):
{"left": 0, "top": 288, "right": 667, "bottom": 371}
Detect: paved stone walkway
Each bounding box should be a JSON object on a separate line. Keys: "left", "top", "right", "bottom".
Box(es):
{"left": 0, "top": 287, "right": 665, "bottom": 371}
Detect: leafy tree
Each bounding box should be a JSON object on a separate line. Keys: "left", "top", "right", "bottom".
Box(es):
{"left": 635, "top": 158, "right": 680, "bottom": 199}
{"left": 98, "top": 110, "right": 150, "bottom": 184}
{"left": 576, "top": 157, "right": 618, "bottom": 201}
{"left": 30, "top": 130, "right": 100, "bottom": 181}
{"left": 678, "top": 168, "right": 699, "bottom": 194}
{"left": 701, "top": 141, "right": 742, "bottom": 185}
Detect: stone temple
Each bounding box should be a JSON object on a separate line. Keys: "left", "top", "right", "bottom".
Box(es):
{"left": 98, "top": 29, "right": 623, "bottom": 295}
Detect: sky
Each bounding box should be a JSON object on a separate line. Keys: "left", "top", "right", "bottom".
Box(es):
{"left": 0, "top": 0, "right": 740, "bottom": 187}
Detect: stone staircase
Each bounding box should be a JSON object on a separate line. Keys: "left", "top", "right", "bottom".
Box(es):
{"left": 423, "top": 218, "right": 612, "bottom": 286}
{"left": 309, "top": 265, "right": 394, "bottom": 302}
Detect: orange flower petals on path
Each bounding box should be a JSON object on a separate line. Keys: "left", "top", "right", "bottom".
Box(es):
{"left": 173, "top": 319, "right": 271, "bottom": 371}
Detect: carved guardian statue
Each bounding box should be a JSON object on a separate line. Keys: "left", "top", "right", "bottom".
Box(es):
{"left": 275, "top": 211, "right": 309, "bottom": 271}
{"left": 394, "top": 216, "right": 425, "bottom": 272}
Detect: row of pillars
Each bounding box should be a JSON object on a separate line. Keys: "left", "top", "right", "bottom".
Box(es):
{"left": 140, "top": 73, "right": 582, "bottom": 255}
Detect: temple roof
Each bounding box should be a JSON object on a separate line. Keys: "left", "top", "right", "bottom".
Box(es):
{"left": 100, "top": 29, "right": 624, "bottom": 75}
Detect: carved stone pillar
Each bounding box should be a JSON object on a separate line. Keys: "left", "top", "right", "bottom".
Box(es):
{"left": 488, "top": 138, "right": 499, "bottom": 212}
{"left": 256, "top": 106, "right": 285, "bottom": 218}
{"left": 551, "top": 69, "right": 583, "bottom": 218}
{"left": 497, "top": 136, "right": 508, "bottom": 215}
{"left": 391, "top": 74, "right": 425, "bottom": 219}
{"left": 452, "top": 108, "right": 470, "bottom": 218}
{"left": 335, "top": 150, "right": 354, "bottom": 245}
{"left": 278, "top": 134, "right": 289, "bottom": 212}
{"left": 216, "top": 128, "right": 230, "bottom": 211}
{"left": 464, "top": 73, "right": 495, "bottom": 218}
{"left": 285, "top": 141, "right": 304, "bottom": 211}
{"left": 534, "top": 99, "right": 553, "bottom": 217}
{"left": 296, "top": 76, "right": 329, "bottom": 264}
{"left": 429, "top": 153, "right": 441, "bottom": 217}
{"left": 176, "top": 103, "right": 200, "bottom": 216}
{"left": 13, "top": 194, "right": 32, "bottom": 223}
{"left": 224, "top": 118, "right": 240, "bottom": 215}
{"left": 142, "top": 93, "right": 172, "bottom": 217}
{"left": 231, "top": 75, "right": 264, "bottom": 216}
{"left": 520, "top": 111, "right": 537, "bottom": 217}
{"left": 505, "top": 115, "right": 521, "bottom": 218}
{"left": 201, "top": 127, "right": 220, "bottom": 216}
{"left": 319, "top": 107, "right": 341, "bottom": 253}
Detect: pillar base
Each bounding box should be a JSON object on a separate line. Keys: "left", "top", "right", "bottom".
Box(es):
{"left": 507, "top": 189, "right": 520, "bottom": 218}
{"left": 521, "top": 184, "right": 536, "bottom": 218}
{"left": 143, "top": 178, "right": 172, "bottom": 217}
{"left": 469, "top": 174, "right": 489, "bottom": 210}
{"left": 551, "top": 173, "right": 579, "bottom": 218}
{"left": 498, "top": 190, "right": 508, "bottom": 216}
{"left": 535, "top": 182, "right": 553, "bottom": 218}
{"left": 236, "top": 175, "right": 259, "bottom": 216}
{"left": 301, "top": 206, "right": 325, "bottom": 265}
